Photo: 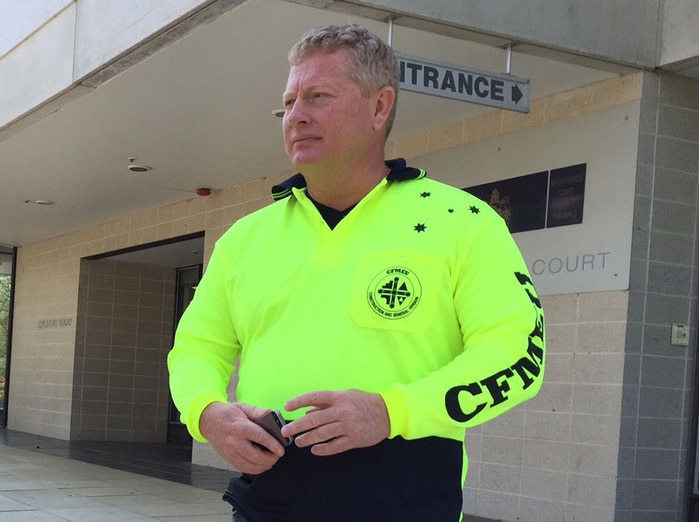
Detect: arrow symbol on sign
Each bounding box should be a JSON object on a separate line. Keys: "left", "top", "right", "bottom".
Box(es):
{"left": 512, "top": 85, "right": 523, "bottom": 104}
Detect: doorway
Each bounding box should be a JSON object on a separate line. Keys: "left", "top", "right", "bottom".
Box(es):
{"left": 73, "top": 233, "right": 204, "bottom": 443}
{"left": 0, "top": 246, "right": 15, "bottom": 428}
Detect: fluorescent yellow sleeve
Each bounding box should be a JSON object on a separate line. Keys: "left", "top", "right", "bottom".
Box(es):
{"left": 167, "top": 240, "right": 241, "bottom": 442}
{"left": 381, "top": 216, "right": 544, "bottom": 440}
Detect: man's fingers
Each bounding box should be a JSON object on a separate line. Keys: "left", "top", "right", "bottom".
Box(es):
{"left": 285, "top": 391, "right": 337, "bottom": 412}
{"left": 292, "top": 420, "right": 342, "bottom": 447}
{"left": 238, "top": 403, "right": 271, "bottom": 421}
{"left": 235, "top": 444, "right": 280, "bottom": 474}
{"left": 308, "top": 436, "right": 351, "bottom": 456}
{"left": 283, "top": 390, "right": 341, "bottom": 438}
{"left": 282, "top": 405, "right": 336, "bottom": 438}
{"left": 246, "top": 423, "right": 286, "bottom": 457}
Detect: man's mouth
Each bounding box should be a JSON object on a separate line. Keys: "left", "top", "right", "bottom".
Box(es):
{"left": 292, "top": 136, "right": 320, "bottom": 145}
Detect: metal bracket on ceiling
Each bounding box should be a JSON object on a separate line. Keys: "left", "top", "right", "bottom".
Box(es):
{"left": 504, "top": 42, "right": 521, "bottom": 74}
{"left": 387, "top": 16, "right": 395, "bottom": 47}
{"left": 506, "top": 43, "right": 513, "bottom": 74}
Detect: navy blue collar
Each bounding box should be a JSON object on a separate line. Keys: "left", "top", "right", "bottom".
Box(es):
{"left": 271, "top": 158, "right": 425, "bottom": 201}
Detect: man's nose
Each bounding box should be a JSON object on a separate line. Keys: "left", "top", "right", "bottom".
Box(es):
{"left": 284, "top": 99, "right": 308, "bottom": 126}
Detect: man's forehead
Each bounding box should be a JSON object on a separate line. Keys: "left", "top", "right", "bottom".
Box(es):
{"left": 284, "top": 52, "right": 352, "bottom": 90}
{"left": 290, "top": 47, "right": 351, "bottom": 66}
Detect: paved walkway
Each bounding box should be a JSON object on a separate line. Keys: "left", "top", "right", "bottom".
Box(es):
{"left": 0, "top": 444, "right": 232, "bottom": 521}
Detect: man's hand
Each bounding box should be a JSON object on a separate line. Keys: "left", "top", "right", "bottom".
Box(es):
{"left": 281, "top": 390, "right": 390, "bottom": 456}
{"left": 200, "top": 402, "right": 286, "bottom": 474}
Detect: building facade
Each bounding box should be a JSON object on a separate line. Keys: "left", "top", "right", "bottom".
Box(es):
{"left": 1, "top": 1, "right": 698, "bottom": 521}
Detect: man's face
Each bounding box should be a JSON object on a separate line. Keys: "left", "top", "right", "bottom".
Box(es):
{"left": 282, "top": 49, "right": 378, "bottom": 172}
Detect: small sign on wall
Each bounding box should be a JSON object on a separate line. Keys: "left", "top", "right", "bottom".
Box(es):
{"left": 547, "top": 164, "right": 586, "bottom": 228}
{"left": 37, "top": 317, "right": 73, "bottom": 329}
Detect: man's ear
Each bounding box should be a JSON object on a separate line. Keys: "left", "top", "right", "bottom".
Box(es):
{"left": 371, "top": 86, "right": 396, "bottom": 132}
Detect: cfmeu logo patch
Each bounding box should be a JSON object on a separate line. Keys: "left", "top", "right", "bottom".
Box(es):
{"left": 368, "top": 267, "right": 422, "bottom": 319}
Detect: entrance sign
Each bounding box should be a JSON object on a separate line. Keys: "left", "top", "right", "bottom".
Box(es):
{"left": 396, "top": 52, "right": 531, "bottom": 113}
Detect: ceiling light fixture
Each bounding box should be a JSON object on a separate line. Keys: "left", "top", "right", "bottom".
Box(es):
{"left": 127, "top": 157, "right": 152, "bottom": 173}
{"left": 272, "top": 108, "right": 284, "bottom": 118}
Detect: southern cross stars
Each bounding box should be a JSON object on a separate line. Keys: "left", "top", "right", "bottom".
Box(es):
{"left": 411, "top": 189, "right": 480, "bottom": 234}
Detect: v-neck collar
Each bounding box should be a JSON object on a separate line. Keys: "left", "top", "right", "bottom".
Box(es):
{"left": 270, "top": 158, "right": 425, "bottom": 202}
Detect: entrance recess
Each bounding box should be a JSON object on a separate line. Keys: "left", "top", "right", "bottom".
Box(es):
{"left": 77, "top": 233, "right": 205, "bottom": 443}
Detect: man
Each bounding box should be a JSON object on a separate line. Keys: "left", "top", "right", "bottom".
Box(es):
{"left": 168, "top": 24, "right": 545, "bottom": 522}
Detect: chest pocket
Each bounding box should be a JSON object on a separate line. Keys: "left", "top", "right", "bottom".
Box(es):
{"left": 349, "top": 251, "right": 445, "bottom": 333}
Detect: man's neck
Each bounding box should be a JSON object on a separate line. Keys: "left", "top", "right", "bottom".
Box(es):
{"left": 302, "top": 157, "right": 390, "bottom": 211}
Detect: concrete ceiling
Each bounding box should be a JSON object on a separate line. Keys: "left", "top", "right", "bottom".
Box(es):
{"left": 0, "top": 0, "right": 621, "bottom": 251}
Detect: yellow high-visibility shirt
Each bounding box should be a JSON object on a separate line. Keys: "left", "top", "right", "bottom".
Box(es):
{"left": 168, "top": 159, "right": 545, "bottom": 446}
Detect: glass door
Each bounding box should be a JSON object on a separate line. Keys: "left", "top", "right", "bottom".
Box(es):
{"left": 167, "top": 264, "right": 202, "bottom": 444}
{"left": 0, "top": 247, "right": 15, "bottom": 427}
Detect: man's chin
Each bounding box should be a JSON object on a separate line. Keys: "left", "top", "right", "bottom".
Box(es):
{"left": 291, "top": 155, "right": 324, "bottom": 172}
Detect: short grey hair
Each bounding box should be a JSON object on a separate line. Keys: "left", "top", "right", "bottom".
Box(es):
{"left": 288, "top": 24, "right": 400, "bottom": 137}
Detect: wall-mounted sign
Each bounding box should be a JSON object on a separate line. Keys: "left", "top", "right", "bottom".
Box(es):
{"left": 396, "top": 52, "right": 530, "bottom": 113}
{"left": 466, "top": 163, "right": 586, "bottom": 233}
